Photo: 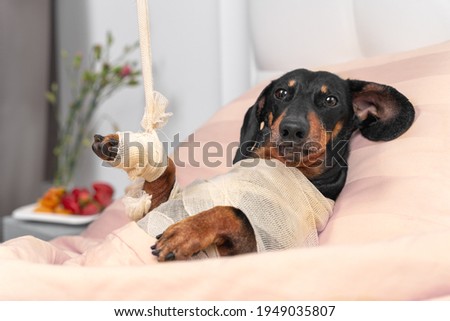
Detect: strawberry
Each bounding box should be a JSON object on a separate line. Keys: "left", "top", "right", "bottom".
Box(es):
{"left": 92, "top": 182, "right": 114, "bottom": 209}
{"left": 72, "top": 188, "right": 91, "bottom": 206}
{"left": 61, "top": 194, "right": 81, "bottom": 214}
{"left": 94, "top": 192, "right": 113, "bottom": 208}
{"left": 92, "top": 182, "right": 114, "bottom": 197}
{"left": 81, "top": 202, "right": 101, "bottom": 215}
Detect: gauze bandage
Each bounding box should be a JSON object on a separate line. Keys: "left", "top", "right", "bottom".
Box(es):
{"left": 112, "top": 131, "right": 167, "bottom": 182}
{"left": 105, "top": 130, "right": 169, "bottom": 220}
{"left": 137, "top": 158, "right": 334, "bottom": 258}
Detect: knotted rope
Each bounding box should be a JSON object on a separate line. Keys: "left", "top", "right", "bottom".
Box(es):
{"left": 110, "top": 0, "right": 173, "bottom": 220}
{"left": 136, "top": 0, "right": 171, "bottom": 131}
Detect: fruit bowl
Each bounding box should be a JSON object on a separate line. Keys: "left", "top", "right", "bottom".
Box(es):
{"left": 12, "top": 204, "right": 100, "bottom": 225}
{"left": 12, "top": 182, "right": 115, "bottom": 225}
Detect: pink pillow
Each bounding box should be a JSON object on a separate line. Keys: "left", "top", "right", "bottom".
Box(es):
{"left": 89, "top": 41, "right": 450, "bottom": 245}
{"left": 176, "top": 41, "right": 450, "bottom": 246}
{"left": 320, "top": 42, "right": 450, "bottom": 244}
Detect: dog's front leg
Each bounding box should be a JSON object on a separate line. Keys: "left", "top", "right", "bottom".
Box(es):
{"left": 151, "top": 206, "right": 257, "bottom": 262}
{"left": 92, "top": 133, "right": 176, "bottom": 211}
{"left": 142, "top": 158, "right": 176, "bottom": 210}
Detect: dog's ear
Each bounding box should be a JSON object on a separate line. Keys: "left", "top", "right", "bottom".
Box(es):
{"left": 349, "top": 80, "right": 415, "bottom": 141}
{"left": 233, "top": 82, "right": 273, "bottom": 163}
{"left": 232, "top": 106, "right": 258, "bottom": 164}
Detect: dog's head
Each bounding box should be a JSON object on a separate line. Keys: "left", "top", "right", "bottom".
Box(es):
{"left": 234, "top": 69, "right": 415, "bottom": 199}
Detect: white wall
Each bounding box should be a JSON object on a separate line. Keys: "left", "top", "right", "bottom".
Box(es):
{"left": 148, "top": 0, "right": 222, "bottom": 143}
{"left": 218, "top": 0, "right": 251, "bottom": 105}
{"left": 56, "top": 0, "right": 450, "bottom": 197}
{"left": 57, "top": 0, "right": 249, "bottom": 196}
{"left": 248, "top": 0, "right": 450, "bottom": 81}
{"left": 57, "top": 0, "right": 143, "bottom": 196}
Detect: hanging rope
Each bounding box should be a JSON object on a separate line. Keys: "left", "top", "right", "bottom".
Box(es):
{"left": 136, "top": 0, "right": 171, "bottom": 131}
{"left": 107, "top": 0, "right": 174, "bottom": 220}
{"left": 136, "top": 0, "right": 154, "bottom": 116}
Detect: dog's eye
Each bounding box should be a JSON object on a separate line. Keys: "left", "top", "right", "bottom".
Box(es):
{"left": 324, "top": 95, "right": 338, "bottom": 107}
{"left": 274, "top": 88, "right": 288, "bottom": 100}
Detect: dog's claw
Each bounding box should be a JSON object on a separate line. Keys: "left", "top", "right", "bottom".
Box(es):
{"left": 155, "top": 233, "right": 163, "bottom": 240}
{"left": 150, "top": 244, "right": 157, "bottom": 250}
{"left": 165, "top": 252, "right": 175, "bottom": 261}
{"left": 151, "top": 249, "right": 161, "bottom": 256}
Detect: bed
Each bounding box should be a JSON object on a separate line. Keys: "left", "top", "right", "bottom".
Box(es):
{"left": 1, "top": 1, "right": 450, "bottom": 300}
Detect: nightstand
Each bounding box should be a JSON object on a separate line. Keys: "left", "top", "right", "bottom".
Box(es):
{"left": 2, "top": 216, "right": 87, "bottom": 242}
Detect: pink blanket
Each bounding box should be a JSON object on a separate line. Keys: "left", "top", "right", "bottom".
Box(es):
{"left": 1, "top": 41, "right": 450, "bottom": 300}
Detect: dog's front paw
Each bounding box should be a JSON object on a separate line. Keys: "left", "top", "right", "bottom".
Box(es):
{"left": 151, "top": 218, "right": 214, "bottom": 262}
{"left": 92, "top": 134, "right": 119, "bottom": 161}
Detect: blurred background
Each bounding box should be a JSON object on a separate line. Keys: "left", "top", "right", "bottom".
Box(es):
{"left": 1, "top": 0, "right": 449, "bottom": 231}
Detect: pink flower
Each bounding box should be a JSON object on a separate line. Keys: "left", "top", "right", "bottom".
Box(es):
{"left": 119, "top": 65, "right": 132, "bottom": 78}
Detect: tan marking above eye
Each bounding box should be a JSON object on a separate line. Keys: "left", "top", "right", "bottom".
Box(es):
{"left": 288, "top": 79, "right": 297, "bottom": 87}
{"left": 321, "top": 85, "right": 328, "bottom": 93}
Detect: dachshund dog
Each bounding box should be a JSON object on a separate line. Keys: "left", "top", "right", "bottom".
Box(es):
{"left": 92, "top": 69, "right": 414, "bottom": 261}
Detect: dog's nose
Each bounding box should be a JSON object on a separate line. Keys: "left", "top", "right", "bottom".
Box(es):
{"left": 94, "top": 134, "right": 104, "bottom": 143}
{"left": 279, "top": 120, "right": 307, "bottom": 143}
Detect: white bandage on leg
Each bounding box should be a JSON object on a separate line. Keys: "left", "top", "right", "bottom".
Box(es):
{"left": 112, "top": 131, "right": 167, "bottom": 183}
{"left": 106, "top": 130, "right": 169, "bottom": 221}
{"left": 122, "top": 178, "right": 152, "bottom": 221}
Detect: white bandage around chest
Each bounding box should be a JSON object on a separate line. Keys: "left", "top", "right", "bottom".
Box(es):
{"left": 138, "top": 158, "right": 334, "bottom": 255}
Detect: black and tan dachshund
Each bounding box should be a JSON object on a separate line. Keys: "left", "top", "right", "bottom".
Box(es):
{"left": 92, "top": 69, "right": 414, "bottom": 261}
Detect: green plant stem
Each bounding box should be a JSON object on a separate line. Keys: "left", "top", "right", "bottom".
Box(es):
{"left": 64, "top": 80, "right": 104, "bottom": 185}
{"left": 53, "top": 87, "right": 89, "bottom": 186}
{"left": 52, "top": 34, "right": 140, "bottom": 187}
